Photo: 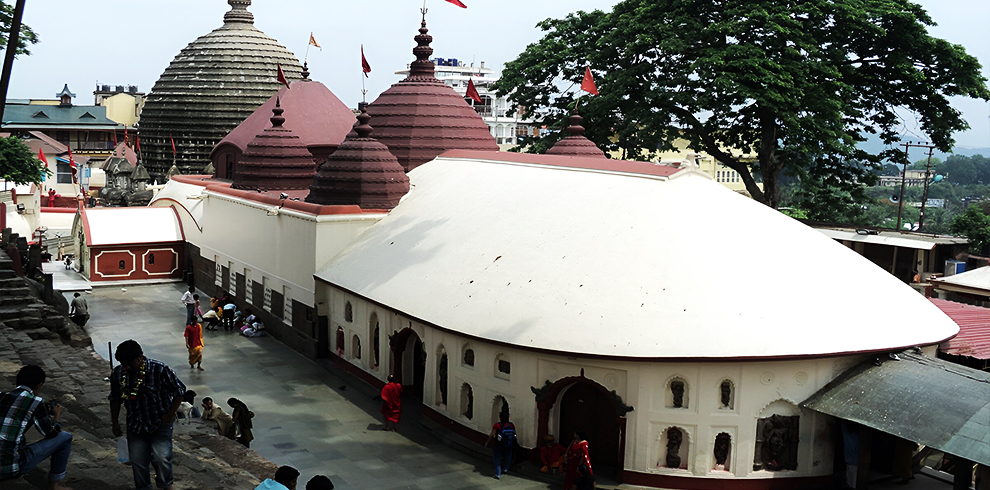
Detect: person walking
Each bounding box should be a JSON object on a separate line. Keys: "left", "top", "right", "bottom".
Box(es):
{"left": 0, "top": 365, "right": 73, "bottom": 490}
{"left": 228, "top": 398, "right": 254, "bottom": 447}
{"left": 69, "top": 293, "right": 89, "bottom": 327}
{"left": 184, "top": 321, "right": 204, "bottom": 371}
{"left": 564, "top": 430, "right": 592, "bottom": 490}
{"left": 109, "top": 340, "right": 186, "bottom": 490}
{"left": 180, "top": 286, "right": 196, "bottom": 326}
{"left": 484, "top": 411, "right": 516, "bottom": 479}
{"left": 380, "top": 375, "right": 402, "bottom": 431}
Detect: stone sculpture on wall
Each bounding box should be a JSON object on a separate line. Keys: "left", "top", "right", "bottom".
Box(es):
{"left": 665, "top": 428, "right": 682, "bottom": 468}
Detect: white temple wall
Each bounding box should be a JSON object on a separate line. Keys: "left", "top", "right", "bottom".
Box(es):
{"left": 319, "top": 284, "right": 885, "bottom": 484}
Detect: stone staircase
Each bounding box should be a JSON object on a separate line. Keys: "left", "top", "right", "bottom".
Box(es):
{"left": 0, "top": 250, "right": 90, "bottom": 347}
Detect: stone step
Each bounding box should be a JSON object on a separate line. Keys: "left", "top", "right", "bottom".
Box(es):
{"left": 0, "top": 286, "right": 32, "bottom": 299}
{"left": 0, "top": 269, "right": 15, "bottom": 279}
{"left": 0, "top": 276, "right": 26, "bottom": 287}
{"left": 0, "top": 295, "right": 33, "bottom": 306}
{"left": 0, "top": 305, "right": 45, "bottom": 321}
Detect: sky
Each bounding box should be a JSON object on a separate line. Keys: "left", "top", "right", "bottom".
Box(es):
{"left": 6, "top": 0, "right": 989, "bottom": 151}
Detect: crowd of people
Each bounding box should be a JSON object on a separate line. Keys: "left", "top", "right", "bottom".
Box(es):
{"left": 2, "top": 284, "right": 597, "bottom": 490}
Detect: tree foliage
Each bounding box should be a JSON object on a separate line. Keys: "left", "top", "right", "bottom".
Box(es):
{"left": 950, "top": 204, "right": 990, "bottom": 254}
{"left": 496, "top": 0, "right": 990, "bottom": 208}
{"left": 0, "top": 136, "right": 48, "bottom": 185}
{"left": 0, "top": 1, "right": 37, "bottom": 56}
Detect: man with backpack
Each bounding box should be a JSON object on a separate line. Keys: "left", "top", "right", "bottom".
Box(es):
{"left": 484, "top": 412, "right": 515, "bottom": 479}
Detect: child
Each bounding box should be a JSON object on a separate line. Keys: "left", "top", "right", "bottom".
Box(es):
{"left": 193, "top": 294, "right": 205, "bottom": 323}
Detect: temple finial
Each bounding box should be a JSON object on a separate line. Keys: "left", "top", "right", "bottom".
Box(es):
{"left": 270, "top": 97, "right": 285, "bottom": 128}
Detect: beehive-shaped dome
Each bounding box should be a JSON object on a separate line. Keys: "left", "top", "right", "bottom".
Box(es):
{"left": 307, "top": 108, "right": 410, "bottom": 209}
{"left": 366, "top": 17, "right": 497, "bottom": 172}
{"left": 232, "top": 99, "right": 316, "bottom": 191}
{"left": 546, "top": 111, "right": 606, "bottom": 158}
{"left": 139, "top": 0, "right": 303, "bottom": 180}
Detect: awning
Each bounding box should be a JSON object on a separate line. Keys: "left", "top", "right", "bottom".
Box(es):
{"left": 801, "top": 351, "right": 990, "bottom": 465}
{"left": 930, "top": 298, "right": 990, "bottom": 360}
{"left": 816, "top": 229, "right": 936, "bottom": 250}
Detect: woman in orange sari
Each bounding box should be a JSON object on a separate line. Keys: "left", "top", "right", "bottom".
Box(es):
{"left": 564, "top": 430, "right": 592, "bottom": 490}
{"left": 184, "top": 321, "right": 204, "bottom": 370}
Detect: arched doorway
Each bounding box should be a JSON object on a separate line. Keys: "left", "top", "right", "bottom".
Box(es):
{"left": 390, "top": 328, "right": 426, "bottom": 397}
{"left": 535, "top": 374, "right": 631, "bottom": 481}
{"left": 559, "top": 382, "right": 621, "bottom": 470}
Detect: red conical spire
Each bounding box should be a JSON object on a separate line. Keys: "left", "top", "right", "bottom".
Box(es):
{"left": 232, "top": 98, "right": 317, "bottom": 190}
{"left": 546, "top": 110, "right": 606, "bottom": 158}
{"left": 366, "top": 15, "right": 497, "bottom": 172}
{"left": 307, "top": 107, "right": 410, "bottom": 209}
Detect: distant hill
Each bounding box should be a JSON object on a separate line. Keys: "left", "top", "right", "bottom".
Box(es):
{"left": 857, "top": 136, "right": 987, "bottom": 160}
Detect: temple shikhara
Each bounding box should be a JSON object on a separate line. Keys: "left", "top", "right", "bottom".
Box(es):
{"left": 0, "top": 1, "right": 978, "bottom": 488}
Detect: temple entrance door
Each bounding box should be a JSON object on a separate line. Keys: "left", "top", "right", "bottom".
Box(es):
{"left": 392, "top": 329, "right": 426, "bottom": 398}
{"left": 559, "top": 382, "right": 620, "bottom": 471}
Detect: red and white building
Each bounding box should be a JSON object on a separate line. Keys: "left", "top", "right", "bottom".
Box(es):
{"left": 71, "top": 206, "right": 184, "bottom": 282}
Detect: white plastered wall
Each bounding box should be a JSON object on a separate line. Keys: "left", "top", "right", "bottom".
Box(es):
{"left": 322, "top": 284, "right": 871, "bottom": 483}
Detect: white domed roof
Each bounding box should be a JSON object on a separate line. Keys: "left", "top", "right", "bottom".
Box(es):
{"left": 316, "top": 151, "right": 958, "bottom": 359}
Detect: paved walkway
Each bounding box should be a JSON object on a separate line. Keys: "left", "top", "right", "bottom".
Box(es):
{"left": 68, "top": 282, "right": 552, "bottom": 490}
{"left": 61, "top": 279, "right": 958, "bottom": 490}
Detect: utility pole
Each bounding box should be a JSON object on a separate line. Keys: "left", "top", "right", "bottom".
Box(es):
{"left": 0, "top": 0, "right": 27, "bottom": 124}
{"left": 896, "top": 141, "right": 936, "bottom": 231}
{"left": 918, "top": 145, "right": 937, "bottom": 232}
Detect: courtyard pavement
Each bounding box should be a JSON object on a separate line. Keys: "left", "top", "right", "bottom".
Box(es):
{"left": 57, "top": 276, "right": 958, "bottom": 490}
{"left": 64, "top": 282, "right": 553, "bottom": 490}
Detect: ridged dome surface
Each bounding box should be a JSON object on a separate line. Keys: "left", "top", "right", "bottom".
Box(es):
{"left": 546, "top": 112, "right": 606, "bottom": 158}
{"left": 366, "top": 18, "right": 497, "bottom": 172}
{"left": 232, "top": 100, "right": 315, "bottom": 191}
{"left": 307, "top": 109, "right": 410, "bottom": 209}
{"left": 139, "top": 0, "right": 303, "bottom": 179}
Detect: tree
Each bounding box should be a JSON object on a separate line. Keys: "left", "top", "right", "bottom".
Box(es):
{"left": 950, "top": 205, "right": 990, "bottom": 254}
{"left": 0, "top": 135, "right": 48, "bottom": 184}
{"left": 496, "top": 0, "right": 990, "bottom": 208}
{"left": 0, "top": 1, "right": 37, "bottom": 56}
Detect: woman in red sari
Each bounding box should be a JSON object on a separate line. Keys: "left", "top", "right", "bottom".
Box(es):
{"left": 380, "top": 374, "right": 403, "bottom": 431}
{"left": 565, "top": 430, "right": 592, "bottom": 490}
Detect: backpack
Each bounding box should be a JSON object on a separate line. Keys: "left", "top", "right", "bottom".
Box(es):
{"left": 497, "top": 422, "right": 516, "bottom": 446}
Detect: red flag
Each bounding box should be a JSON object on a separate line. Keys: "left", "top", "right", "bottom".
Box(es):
{"left": 581, "top": 66, "right": 599, "bottom": 95}
{"left": 113, "top": 129, "right": 118, "bottom": 147}
{"left": 170, "top": 134, "right": 176, "bottom": 156}
{"left": 445, "top": 0, "right": 467, "bottom": 7}
{"left": 277, "top": 63, "right": 290, "bottom": 89}
{"left": 466, "top": 78, "right": 482, "bottom": 103}
{"left": 136, "top": 134, "right": 140, "bottom": 152}
{"left": 37, "top": 148, "right": 48, "bottom": 165}
{"left": 124, "top": 126, "right": 129, "bottom": 145}
{"left": 361, "top": 45, "right": 371, "bottom": 78}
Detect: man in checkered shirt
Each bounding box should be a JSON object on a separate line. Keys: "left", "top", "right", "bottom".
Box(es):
{"left": 109, "top": 340, "right": 185, "bottom": 490}
{"left": 0, "top": 365, "right": 73, "bottom": 490}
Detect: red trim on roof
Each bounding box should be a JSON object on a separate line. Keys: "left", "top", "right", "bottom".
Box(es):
{"left": 930, "top": 298, "right": 990, "bottom": 360}
{"left": 438, "top": 149, "right": 684, "bottom": 178}
{"left": 40, "top": 207, "right": 77, "bottom": 213}
{"left": 170, "top": 174, "right": 386, "bottom": 216}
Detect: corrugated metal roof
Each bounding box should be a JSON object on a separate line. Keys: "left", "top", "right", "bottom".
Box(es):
{"left": 802, "top": 351, "right": 990, "bottom": 465}
{"left": 931, "top": 298, "right": 990, "bottom": 360}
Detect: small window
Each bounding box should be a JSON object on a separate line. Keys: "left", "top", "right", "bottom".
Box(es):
{"left": 118, "top": 259, "right": 125, "bottom": 270}
{"left": 351, "top": 335, "right": 361, "bottom": 359}
{"left": 463, "top": 348, "right": 475, "bottom": 367}
{"left": 497, "top": 359, "right": 510, "bottom": 374}
{"left": 495, "top": 354, "right": 510, "bottom": 380}
{"left": 335, "top": 327, "right": 345, "bottom": 356}
{"left": 148, "top": 253, "right": 155, "bottom": 265}
{"left": 344, "top": 302, "right": 353, "bottom": 322}
{"left": 461, "top": 383, "right": 474, "bottom": 419}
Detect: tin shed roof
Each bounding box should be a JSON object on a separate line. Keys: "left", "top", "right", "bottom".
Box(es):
{"left": 802, "top": 351, "right": 990, "bottom": 465}
{"left": 930, "top": 298, "right": 990, "bottom": 360}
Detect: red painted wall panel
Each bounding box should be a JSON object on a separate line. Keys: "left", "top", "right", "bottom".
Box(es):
{"left": 89, "top": 243, "right": 183, "bottom": 282}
